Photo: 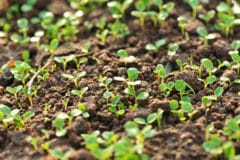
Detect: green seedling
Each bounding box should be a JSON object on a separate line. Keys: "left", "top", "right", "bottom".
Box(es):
{"left": 175, "top": 79, "right": 195, "bottom": 99}
{"left": 108, "top": 95, "right": 126, "bottom": 116}
{"left": 54, "top": 54, "right": 75, "bottom": 71}
{"left": 0, "top": 104, "right": 35, "bottom": 130}
{"left": 215, "top": 12, "right": 235, "bottom": 37}
{"left": 84, "top": 21, "right": 94, "bottom": 30}
{"left": 21, "top": 0, "right": 37, "bottom": 13}
{"left": 6, "top": 85, "right": 23, "bottom": 99}
{"left": 124, "top": 87, "right": 149, "bottom": 109}
{"left": 185, "top": 0, "right": 199, "bottom": 18}
{"left": 229, "top": 40, "right": 240, "bottom": 74}
{"left": 37, "top": 69, "right": 49, "bottom": 82}
{"left": 0, "top": 22, "right": 10, "bottom": 38}
{"left": 69, "top": 103, "right": 89, "bottom": 125}
{"left": 169, "top": 99, "right": 197, "bottom": 121}
{"left": 145, "top": 39, "right": 166, "bottom": 52}
{"left": 61, "top": 98, "right": 69, "bottom": 111}
{"left": 108, "top": 21, "right": 130, "bottom": 38}
{"left": 62, "top": 71, "right": 86, "bottom": 88}
{"left": 154, "top": 64, "right": 166, "bottom": 83}
{"left": 199, "top": 58, "right": 217, "bottom": 88}
{"left": 53, "top": 112, "right": 69, "bottom": 137}
{"left": 22, "top": 50, "right": 31, "bottom": 63}
{"left": 22, "top": 87, "right": 34, "bottom": 106}
{"left": 107, "top": 0, "right": 133, "bottom": 19}
{"left": 10, "top": 60, "right": 35, "bottom": 85}
{"left": 30, "top": 30, "right": 44, "bottom": 48}
{"left": 199, "top": 10, "right": 216, "bottom": 24}
{"left": 96, "top": 29, "right": 109, "bottom": 44}
{"left": 41, "top": 39, "right": 59, "bottom": 54}
{"left": 222, "top": 115, "right": 240, "bottom": 141}
{"left": 131, "top": 0, "right": 149, "bottom": 28}
{"left": 11, "top": 18, "right": 30, "bottom": 45}
{"left": 73, "top": 56, "right": 88, "bottom": 69}
{"left": 176, "top": 59, "right": 186, "bottom": 72}
{"left": 177, "top": 16, "right": 187, "bottom": 36}
{"left": 159, "top": 81, "right": 174, "bottom": 98}
{"left": 168, "top": 43, "right": 179, "bottom": 57}
{"left": 197, "top": 26, "right": 217, "bottom": 45}
{"left": 96, "top": 17, "right": 107, "bottom": 31}
{"left": 157, "top": 2, "right": 175, "bottom": 25}
{"left": 99, "top": 75, "right": 112, "bottom": 91}
{"left": 203, "top": 134, "right": 223, "bottom": 157}
{"left": 82, "top": 43, "right": 91, "bottom": 54}
{"left": 50, "top": 149, "right": 73, "bottom": 160}
{"left": 41, "top": 141, "right": 50, "bottom": 152}
{"left": 27, "top": 136, "right": 40, "bottom": 151}
{"left": 117, "top": 49, "right": 133, "bottom": 65}
{"left": 71, "top": 87, "right": 89, "bottom": 100}
{"left": 202, "top": 87, "right": 224, "bottom": 107}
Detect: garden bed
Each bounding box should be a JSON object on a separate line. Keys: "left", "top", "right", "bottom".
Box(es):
{"left": 0, "top": 0, "right": 240, "bottom": 160}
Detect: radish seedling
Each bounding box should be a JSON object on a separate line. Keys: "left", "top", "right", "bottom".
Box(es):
{"left": 62, "top": 71, "right": 86, "bottom": 88}
{"left": 41, "top": 39, "right": 59, "bottom": 54}
{"left": 54, "top": 54, "right": 75, "bottom": 71}
{"left": 154, "top": 64, "right": 166, "bottom": 83}
{"left": 229, "top": 40, "right": 240, "bottom": 74}
{"left": 185, "top": 0, "right": 199, "bottom": 18}
{"left": 108, "top": 21, "right": 130, "bottom": 38}
{"left": 177, "top": 16, "right": 187, "bottom": 36}
{"left": 50, "top": 149, "right": 73, "bottom": 160}
{"left": 159, "top": 81, "right": 174, "bottom": 98}
{"left": 53, "top": 112, "right": 69, "bottom": 137}
{"left": 6, "top": 85, "right": 23, "bottom": 99}
{"left": 71, "top": 87, "right": 89, "bottom": 100}
{"left": 107, "top": 0, "right": 133, "bottom": 19}
{"left": 199, "top": 10, "right": 216, "bottom": 24}
{"left": 145, "top": 39, "right": 166, "bottom": 52}
{"left": 168, "top": 43, "right": 179, "bottom": 57}
{"left": 202, "top": 86, "right": 224, "bottom": 108}
{"left": 27, "top": 136, "right": 40, "bottom": 151}
{"left": 197, "top": 26, "right": 217, "bottom": 45}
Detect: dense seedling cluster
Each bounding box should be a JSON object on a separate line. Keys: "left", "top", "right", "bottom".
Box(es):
{"left": 0, "top": 0, "right": 240, "bottom": 159}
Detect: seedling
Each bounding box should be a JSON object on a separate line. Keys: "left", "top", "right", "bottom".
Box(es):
{"left": 62, "top": 71, "right": 86, "bottom": 88}
{"left": 185, "top": 0, "right": 199, "bottom": 18}
{"left": 154, "top": 64, "right": 166, "bottom": 83}
{"left": 131, "top": 0, "right": 149, "bottom": 28}
{"left": 197, "top": 26, "right": 217, "bottom": 45}
{"left": 10, "top": 60, "right": 35, "bottom": 85}
{"left": 156, "top": 2, "right": 175, "bottom": 25}
{"left": 222, "top": 115, "right": 240, "bottom": 141}
{"left": 21, "top": 0, "right": 37, "bottom": 13}
{"left": 199, "top": 58, "right": 217, "bottom": 88}
{"left": 96, "top": 29, "right": 109, "bottom": 44}
{"left": 168, "top": 43, "right": 179, "bottom": 57}
{"left": 41, "top": 39, "right": 59, "bottom": 54}
{"left": 159, "top": 81, "right": 174, "bottom": 98}
{"left": 6, "top": 85, "right": 23, "bottom": 99}
{"left": 174, "top": 79, "right": 195, "bottom": 99}
{"left": 199, "top": 10, "right": 216, "bottom": 24}
{"left": 215, "top": 12, "right": 235, "bottom": 37}
{"left": 22, "top": 87, "right": 34, "bottom": 106}
{"left": 99, "top": 75, "right": 112, "bottom": 91}
{"left": 108, "top": 95, "right": 126, "bottom": 116}
{"left": 108, "top": 21, "right": 130, "bottom": 38}
{"left": 229, "top": 40, "right": 240, "bottom": 74}
{"left": 27, "top": 136, "right": 40, "bottom": 151}
{"left": 71, "top": 87, "right": 89, "bottom": 100}
{"left": 54, "top": 54, "right": 75, "bottom": 71}
{"left": 53, "top": 112, "right": 69, "bottom": 137}
{"left": 30, "top": 30, "right": 44, "bottom": 48}
{"left": 0, "top": 104, "right": 35, "bottom": 130}
{"left": 22, "top": 50, "right": 31, "bottom": 63}
{"left": 202, "top": 87, "right": 224, "bottom": 107}
{"left": 69, "top": 103, "right": 89, "bottom": 125}
{"left": 73, "top": 56, "right": 88, "bottom": 69}
{"left": 82, "top": 43, "right": 91, "bottom": 54}
{"left": 107, "top": 0, "right": 133, "bottom": 19}
{"left": 50, "top": 149, "right": 73, "bottom": 160}
{"left": 145, "top": 39, "right": 166, "bottom": 52}
{"left": 117, "top": 49, "right": 136, "bottom": 65}
{"left": 177, "top": 16, "right": 187, "bottom": 36}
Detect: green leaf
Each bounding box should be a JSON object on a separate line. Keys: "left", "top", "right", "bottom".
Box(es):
{"left": 124, "top": 121, "right": 139, "bottom": 137}
{"left": 134, "top": 118, "right": 146, "bottom": 124}
{"left": 201, "top": 58, "right": 213, "bottom": 71}
{"left": 147, "top": 113, "right": 157, "bottom": 124}
{"left": 127, "top": 68, "right": 138, "bottom": 81}
{"left": 0, "top": 104, "right": 11, "bottom": 115}
{"left": 197, "top": 26, "right": 208, "bottom": 37}
{"left": 145, "top": 44, "right": 156, "bottom": 51}
{"left": 117, "top": 49, "right": 128, "bottom": 58}
{"left": 71, "top": 109, "right": 82, "bottom": 117}
{"left": 124, "top": 87, "right": 136, "bottom": 96}
{"left": 181, "top": 101, "right": 193, "bottom": 113}
{"left": 169, "top": 99, "right": 178, "bottom": 110}
{"left": 214, "top": 87, "right": 224, "bottom": 97}
{"left": 226, "top": 119, "right": 239, "bottom": 133}
{"left": 50, "top": 39, "right": 59, "bottom": 51}
{"left": 136, "top": 92, "right": 149, "bottom": 100}
{"left": 231, "top": 40, "right": 240, "bottom": 50}
{"left": 175, "top": 80, "right": 186, "bottom": 92}
{"left": 17, "top": 18, "right": 28, "bottom": 28}
{"left": 22, "top": 111, "right": 35, "bottom": 120}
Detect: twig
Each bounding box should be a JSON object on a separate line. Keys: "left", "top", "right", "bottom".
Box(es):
{"left": 27, "top": 54, "right": 54, "bottom": 92}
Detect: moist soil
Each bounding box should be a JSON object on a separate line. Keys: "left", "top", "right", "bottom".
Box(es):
{"left": 0, "top": 0, "right": 240, "bottom": 160}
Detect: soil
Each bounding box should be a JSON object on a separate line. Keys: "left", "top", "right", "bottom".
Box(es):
{"left": 0, "top": 0, "right": 240, "bottom": 160}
